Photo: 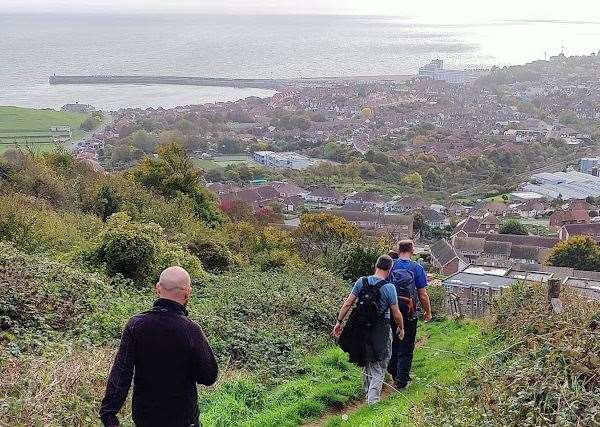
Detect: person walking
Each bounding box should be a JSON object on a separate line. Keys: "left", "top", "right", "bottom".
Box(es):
{"left": 388, "top": 240, "right": 432, "bottom": 390}
{"left": 333, "top": 255, "right": 404, "bottom": 405}
{"left": 100, "top": 266, "right": 218, "bottom": 427}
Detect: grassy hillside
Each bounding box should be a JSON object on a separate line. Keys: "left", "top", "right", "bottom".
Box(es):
{"left": 325, "top": 321, "right": 485, "bottom": 427}
{"left": 0, "top": 106, "right": 87, "bottom": 132}
{"left": 1, "top": 148, "right": 597, "bottom": 427}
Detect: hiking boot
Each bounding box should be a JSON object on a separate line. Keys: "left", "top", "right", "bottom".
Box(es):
{"left": 395, "top": 382, "right": 408, "bottom": 390}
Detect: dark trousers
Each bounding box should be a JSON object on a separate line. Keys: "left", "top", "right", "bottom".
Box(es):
{"left": 387, "top": 317, "right": 418, "bottom": 387}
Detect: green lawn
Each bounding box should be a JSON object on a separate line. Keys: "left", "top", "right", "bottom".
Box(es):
{"left": 0, "top": 106, "right": 87, "bottom": 132}
{"left": 193, "top": 155, "right": 256, "bottom": 171}
{"left": 0, "top": 106, "right": 89, "bottom": 145}
{"left": 0, "top": 142, "right": 60, "bottom": 154}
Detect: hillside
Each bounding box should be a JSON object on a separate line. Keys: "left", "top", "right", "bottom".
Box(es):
{"left": 1, "top": 147, "right": 599, "bottom": 426}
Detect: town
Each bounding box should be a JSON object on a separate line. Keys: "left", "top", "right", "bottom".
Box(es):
{"left": 62, "top": 54, "right": 600, "bottom": 312}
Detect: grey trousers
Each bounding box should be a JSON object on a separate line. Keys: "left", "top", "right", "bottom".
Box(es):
{"left": 362, "top": 330, "right": 393, "bottom": 405}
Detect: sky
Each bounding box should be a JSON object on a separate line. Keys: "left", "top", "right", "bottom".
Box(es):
{"left": 2, "top": 0, "right": 600, "bottom": 23}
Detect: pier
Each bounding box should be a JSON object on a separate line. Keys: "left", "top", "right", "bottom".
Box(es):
{"left": 48, "top": 74, "right": 413, "bottom": 89}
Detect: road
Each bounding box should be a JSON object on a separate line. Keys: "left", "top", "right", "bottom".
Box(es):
{"left": 65, "top": 112, "right": 114, "bottom": 153}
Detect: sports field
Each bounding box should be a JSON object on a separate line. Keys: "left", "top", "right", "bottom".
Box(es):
{"left": 0, "top": 106, "right": 89, "bottom": 150}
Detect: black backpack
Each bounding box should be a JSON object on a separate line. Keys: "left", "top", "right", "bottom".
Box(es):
{"left": 352, "top": 277, "right": 387, "bottom": 327}
{"left": 390, "top": 260, "right": 419, "bottom": 320}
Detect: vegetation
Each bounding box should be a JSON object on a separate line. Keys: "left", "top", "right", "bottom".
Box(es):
{"left": 0, "top": 106, "right": 90, "bottom": 145}
{"left": 415, "top": 283, "right": 600, "bottom": 426}
{"left": 499, "top": 219, "right": 529, "bottom": 235}
{"left": 546, "top": 236, "right": 600, "bottom": 272}
{"left": 1, "top": 146, "right": 598, "bottom": 426}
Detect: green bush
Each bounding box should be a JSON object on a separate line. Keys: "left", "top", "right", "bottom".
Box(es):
{"left": 426, "top": 284, "right": 446, "bottom": 319}
{"left": 188, "top": 237, "right": 234, "bottom": 273}
{"left": 338, "top": 244, "right": 381, "bottom": 281}
{"left": 90, "top": 213, "right": 157, "bottom": 283}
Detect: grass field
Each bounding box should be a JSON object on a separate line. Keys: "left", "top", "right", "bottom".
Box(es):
{"left": 0, "top": 106, "right": 89, "bottom": 147}
{"left": 193, "top": 155, "right": 256, "bottom": 171}
{"left": 0, "top": 142, "right": 60, "bottom": 154}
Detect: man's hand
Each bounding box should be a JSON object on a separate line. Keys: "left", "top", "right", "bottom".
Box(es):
{"left": 332, "top": 322, "right": 343, "bottom": 338}
{"left": 396, "top": 326, "right": 405, "bottom": 341}
{"left": 423, "top": 311, "right": 432, "bottom": 322}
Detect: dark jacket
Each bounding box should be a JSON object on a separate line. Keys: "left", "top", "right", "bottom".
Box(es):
{"left": 100, "top": 299, "right": 218, "bottom": 427}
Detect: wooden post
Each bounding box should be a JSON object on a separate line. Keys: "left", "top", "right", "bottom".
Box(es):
{"left": 547, "top": 278, "right": 563, "bottom": 313}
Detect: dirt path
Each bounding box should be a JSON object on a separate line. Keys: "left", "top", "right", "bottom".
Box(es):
{"left": 303, "top": 335, "right": 429, "bottom": 427}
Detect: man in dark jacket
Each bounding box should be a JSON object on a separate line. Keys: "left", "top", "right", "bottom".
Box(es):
{"left": 100, "top": 266, "right": 218, "bottom": 427}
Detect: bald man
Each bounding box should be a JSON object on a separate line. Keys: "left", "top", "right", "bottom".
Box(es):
{"left": 100, "top": 267, "right": 218, "bottom": 427}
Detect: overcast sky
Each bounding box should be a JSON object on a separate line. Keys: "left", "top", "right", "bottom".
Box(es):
{"left": 2, "top": 0, "right": 600, "bottom": 23}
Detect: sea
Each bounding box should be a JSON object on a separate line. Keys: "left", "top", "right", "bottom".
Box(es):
{"left": 2, "top": 14, "right": 600, "bottom": 110}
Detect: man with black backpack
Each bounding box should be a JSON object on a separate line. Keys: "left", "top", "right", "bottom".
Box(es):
{"left": 333, "top": 255, "right": 405, "bottom": 405}
{"left": 388, "top": 240, "right": 432, "bottom": 390}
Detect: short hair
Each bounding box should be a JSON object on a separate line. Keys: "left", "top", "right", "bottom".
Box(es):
{"left": 396, "top": 240, "right": 415, "bottom": 254}
{"left": 387, "top": 251, "right": 399, "bottom": 260}
{"left": 375, "top": 255, "right": 394, "bottom": 271}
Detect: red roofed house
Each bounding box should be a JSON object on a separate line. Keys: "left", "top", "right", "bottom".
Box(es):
{"left": 549, "top": 209, "right": 590, "bottom": 230}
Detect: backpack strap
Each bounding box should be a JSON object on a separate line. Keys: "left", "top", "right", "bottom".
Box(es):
{"left": 373, "top": 279, "right": 388, "bottom": 290}
{"left": 362, "top": 276, "right": 369, "bottom": 288}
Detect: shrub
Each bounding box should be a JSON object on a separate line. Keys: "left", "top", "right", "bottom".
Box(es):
{"left": 90, "top": 213, "right": 157, "bottom": 283}
{"left": 426, "top": 284, "right": 446, "bottom": 319}
{"left": 188, "top": 238, "right": 233, "bottom": 273}
{"left": 339, "top": 244, "right": 381, "bottom": 281}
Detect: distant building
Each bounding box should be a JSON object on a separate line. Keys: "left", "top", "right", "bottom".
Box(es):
{"left": 418, "top": 59, "right": 482, "bottom": 84}
{"left": 326, "top": 209, "right": 413, "bottom": 240}
{"left": 581, "top": 157, "right": 600, "bottom": 176}
{"left": 559, "top": 223, "right": 600, "bottom": 243}
{"left": 61, "top": 103, "right": 95, "bottom": 114}
{"left": 253, "top": 151, "right": 321, "bottom": 170}
{"left": 303, "top": 187, "right": 344, "bottom": 205}
{"left": 522, "top": 171, "right": 600, "bottom": 200}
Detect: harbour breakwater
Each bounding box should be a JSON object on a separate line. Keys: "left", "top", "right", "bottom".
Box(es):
{"left": 49, "top": 75, "right": 287, "bottom": 90}
{"left": 48, "top": 74, "right": 413, "bottom": 89}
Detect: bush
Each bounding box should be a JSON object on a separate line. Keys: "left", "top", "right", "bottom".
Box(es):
{"left": 188, "top": 238, "right": 233, "bottom": 273}
{"left": 426, "top": 284, "right": 446, "bottom": 319}
{"left": 90, "top": 213, "right": 157, "bottom": 283}
{"left": 339, "top": 244, "right": 381, "bottom": 281}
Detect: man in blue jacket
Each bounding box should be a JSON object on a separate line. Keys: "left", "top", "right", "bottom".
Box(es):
{"left": 388, "top": 240, "right": 432, "bottom": 390}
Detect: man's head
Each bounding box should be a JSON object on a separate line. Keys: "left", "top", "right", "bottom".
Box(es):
{"left": 396, "top": 239, "right": 415, "bottom": 257}
{"left": 374, "top": 254, "right": 394, "bottom": 279}
{"left": 155, "top": 266, "right": 192, "bottom": 306}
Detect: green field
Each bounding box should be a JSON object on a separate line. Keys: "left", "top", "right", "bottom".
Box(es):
{"left": 0, "top": 142, "right": 60, "bottom": 154}
{"left": 0, "top": 106, "right": 89, "bottom": 146}
{"left": 193, "top": 155, "right": 256, "bottom": 170}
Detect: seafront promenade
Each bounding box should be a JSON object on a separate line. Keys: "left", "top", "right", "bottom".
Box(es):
{"left": 49, "top": 74, "right": 413, "bottom": 90}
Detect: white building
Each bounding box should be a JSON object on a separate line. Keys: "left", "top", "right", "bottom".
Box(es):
{"left": 253, "top": 151, "right": 320, "bottom": 170}
{"left": 418, "top": 59, "right": 482, "bottom": 84}
{"left": 581, "top": 157, "right": 600, "bottom": 176}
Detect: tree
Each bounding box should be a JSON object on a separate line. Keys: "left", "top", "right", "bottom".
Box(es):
{"left": 402, "top": 172, "right": 424, "bottom": 192}
{"left": 292, "top": 212, "right": 360, "bottom": 263}
{"left": 176, "top": 119, "right": 195, "bottom": 135}
{"left": 131, "top": 143, "right": 225, "bottom": 226}
{"left": 499, "top": 219, "right": 528, "bottom": 235}
{"left": 80, "top": 115, "right": 101, "bottom": 131}
{"left": 188, "top": 238, "right": 233, "bottom": 273}
{"left": 546, "top": 236, "right": 600, "bottom": 272}
{"left": 130, "top": 130, "right": 158, "bottom": 154}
